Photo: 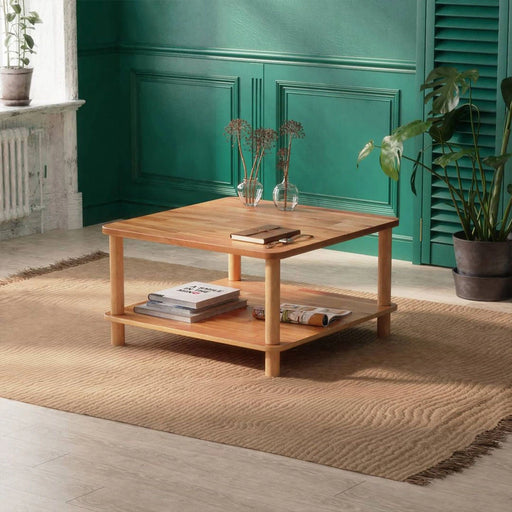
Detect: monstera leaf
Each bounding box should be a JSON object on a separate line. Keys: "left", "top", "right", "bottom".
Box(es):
{"left": 501, "top": 77, "right": 512, "bottom": 108}
{"left": 434, "top": 149, "right": 476, "bottom": 169}
{"left": 392, "top": 119, "right": 431, "bottom": 142}
{"left": 379, "top": 136, "right": 403, "bottom": 181}
{"left": 356, "top": 140, "right": 375, "bottom": 167}
{"left": 428, "top": 104, "right": 476, "bottom": 143}
{"left": 482, "top": 153, "right": 512, "bottom": 169}
{"left": 421, "top": 67, "right": 479, "bottom": 114}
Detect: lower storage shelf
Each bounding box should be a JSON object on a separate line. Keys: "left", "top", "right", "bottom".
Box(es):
{"left": 105, "top": 278, "right": 397, "bottom": 353}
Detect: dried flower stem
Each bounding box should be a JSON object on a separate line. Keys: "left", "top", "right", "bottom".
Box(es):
{"left": 225, "top": 119, "right": 277, "bottom": 205}
{"left": 277, "top": 120, "right": 305, "bottom": 208}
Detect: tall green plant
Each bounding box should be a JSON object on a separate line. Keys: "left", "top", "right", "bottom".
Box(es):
{"left": 2, "top": 0, "right": 42, "bottom": 68}
{"left": 357, "top": 67, "right": 512, "bottom": 242}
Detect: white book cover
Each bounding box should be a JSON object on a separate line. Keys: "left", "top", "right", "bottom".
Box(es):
{"left": 147, "top": 281, "right": 240, "bottom": 309}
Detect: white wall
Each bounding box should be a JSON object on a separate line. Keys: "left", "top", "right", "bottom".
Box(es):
{"left": 28, "top": 0, "right": 66, "bottom": 102}
{"left": 0, "top": 0, "right": 83, "bottom": 241}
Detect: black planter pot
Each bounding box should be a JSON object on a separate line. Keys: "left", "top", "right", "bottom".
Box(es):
{"left": 452, "top": 232, "right": 512, "bottom": 301}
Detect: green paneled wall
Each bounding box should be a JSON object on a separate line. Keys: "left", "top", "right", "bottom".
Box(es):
{"left": 118, "top": 0, "right": 417, "bottom": 63}
{"left": 76, "top": 1, "right": 511, "bottom": 265}
{"left": 77, "top": 0, "right": 122, "bottom": 225}
{"left": 77, "top": 0, "right": 423, "bottom": 261}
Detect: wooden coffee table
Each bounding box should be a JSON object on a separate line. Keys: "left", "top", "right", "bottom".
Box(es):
{"left": 103, "top": 197, "right": 399, "bottom": 377}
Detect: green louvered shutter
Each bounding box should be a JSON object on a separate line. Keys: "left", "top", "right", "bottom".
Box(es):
{"left": 423, "top": 0, "right": 501, "bottom": 266}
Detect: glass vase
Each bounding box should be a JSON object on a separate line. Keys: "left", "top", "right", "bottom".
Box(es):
{"left": 236, "top": 179, "right": 263, "bottom": 207}
{"left": 273, "top": 179, "right": 299, "bottom": 211}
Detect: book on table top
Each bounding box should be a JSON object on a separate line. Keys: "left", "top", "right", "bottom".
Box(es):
{"left": 134, "top": 298, "right": 248, "bottom": 323}
{"left": 230, "top": 224, "right": 301, "bottom": 244}
{"left": 147, "top": 281, "right": 240, "bottom": 309}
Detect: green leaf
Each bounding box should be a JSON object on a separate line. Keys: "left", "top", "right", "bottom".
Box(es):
{"left": 392, "top": 119, "right": 431, "bottom": 142}
{"left": 27, "top": 11, "right": 42, "bottom": 24}
{"left": 434, "top": 149, "right": 475, "bottom": 168}
{"left": 507, "top": 184, "right": 512, "bottom": 194}
{"left": 6, "top": 12, "right": 16, "bottom": 22}
{"left": 23, "top": 33, "right": 34, "bottom": 49}
{"left": 21, "top": 57, "right": 30, "bottom": 66}
{"left": 428, "top": 104, "right": 475, "bottom": 143}
{"left": 356, "top": 140, "right": 374, "bottom": 167}
{"left": 482, "top": 153, "right": 512, "bottom": 169}
{"left": 410, "top": 151, "right": 422, "bottom": 196}
{"left": 421, "top": 67, "right": 479, "bottom": 114}
{"left": 10, "top": 2, "right": 21, "bottom": 14}
{"left": 501, "top": 77, "right": 512, "bottom": 108}
{"left": 379, "top": 135, "right": 402, "bottom": 180}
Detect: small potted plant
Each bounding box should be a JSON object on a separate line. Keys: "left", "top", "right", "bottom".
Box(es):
{"left": 357, "top": 66, "right": 512, "bottom": 301}
{"left": 224, "top": 119, "right": 277, "bottom": 206}
{"left": 1, "top": 0, "right": 42, "bottom": 106}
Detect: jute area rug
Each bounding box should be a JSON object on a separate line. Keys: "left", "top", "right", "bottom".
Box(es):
{"left": 1, "top": 252, "right": 511, "bottom": 485}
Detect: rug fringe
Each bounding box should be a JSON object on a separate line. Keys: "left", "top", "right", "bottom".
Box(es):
{"left": 405, "top": 415, "right": 512, "bottom": 485}
{"left": 0, "top": 250, "right": 108, "bottom": 286}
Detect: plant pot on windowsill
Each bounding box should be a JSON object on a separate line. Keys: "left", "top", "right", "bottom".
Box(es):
{"left": 452, "top": 231, "right": 512, "bottom": 301}
{"left": 1, "top": 2, "right": 42, "bottom": 107}
{"left": 0, "top": 67, "right": 33, "bottom": 106}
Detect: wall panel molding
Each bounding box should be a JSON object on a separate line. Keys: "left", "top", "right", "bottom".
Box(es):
{"left": 116, "top": 43, "right": 416, "bottom": 73}
{"left": 276, "top": 80, "right": 400, "bottom": 216}
{"left": 129, "top": 69, "right": 239, "bottom": 196}
{"left": 77, "top": 43, "right": 119, "bottom": 57}
{"left": 79, "top": 42, "right": 416, "bottom": 72}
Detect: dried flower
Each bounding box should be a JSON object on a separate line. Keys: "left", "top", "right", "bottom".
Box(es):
{"left": 224, "top": 119, "right": 252, "bottom": 179}
{"left": 248, "top": 127, "right": 278, "bottom": 181}
{"left": 280, "top": 120, "right": 305, "bottom": 140}
{"left": 277, "top": 120, "right": 305, "bottom": 183}
{"left": 224, "top": 119, "right": 277, "bottom": 182}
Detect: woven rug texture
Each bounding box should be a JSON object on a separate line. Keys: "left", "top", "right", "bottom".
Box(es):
{"left": 1, "top": 254, "right": 511, "bottom": 484}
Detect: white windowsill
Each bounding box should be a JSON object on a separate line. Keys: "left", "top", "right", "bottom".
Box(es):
{"left": 0, "top": 99, "right": 85, "bottom": 120}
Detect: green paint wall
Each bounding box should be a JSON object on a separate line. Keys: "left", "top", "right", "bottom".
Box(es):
{"left": 77, "top": 0, "right": 421, "bottom": 260}
{"left": 77, "top": 0, "right": 122, "bottom": 225}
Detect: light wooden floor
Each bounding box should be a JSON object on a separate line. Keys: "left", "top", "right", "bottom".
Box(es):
{"left": 1, "top": 226, "right": 511, "bottom": 512}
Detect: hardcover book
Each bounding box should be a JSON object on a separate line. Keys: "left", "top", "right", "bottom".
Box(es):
{"left": 230, "top": 224, "right": 301, "bottom": 244}
{"left": 134, "top": 298, "right": 248, "bottom": 323}
{"left": 147, "top": 281, "right": 240, "bottom": 309}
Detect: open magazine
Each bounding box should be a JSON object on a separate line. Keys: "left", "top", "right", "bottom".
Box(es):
{"left": 252, "top": 303, "right": 351, "bottom": 327}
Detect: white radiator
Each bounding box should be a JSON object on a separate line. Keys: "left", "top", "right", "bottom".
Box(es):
{"left": 0, "top": 128, "right": 31, "bottom": 222}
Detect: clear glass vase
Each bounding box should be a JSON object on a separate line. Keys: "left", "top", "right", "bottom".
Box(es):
{"left": 236, "top": 179, "right": 263, "bottom": 207}
{"left": 273, "top": 179, "right": 299, "bottom": 211}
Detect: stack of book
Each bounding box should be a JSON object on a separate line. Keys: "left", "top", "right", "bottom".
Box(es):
{"left": 134, "top": 281, "right": 247, "bottom": 323}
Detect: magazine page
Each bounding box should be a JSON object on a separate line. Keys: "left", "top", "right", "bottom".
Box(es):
{"left": 252, "top": 303, "right": 351, "bottom": 327}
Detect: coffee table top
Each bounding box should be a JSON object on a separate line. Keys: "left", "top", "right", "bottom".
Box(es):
{"left": 102, "top": 197, "right": 399, "bottom": 260}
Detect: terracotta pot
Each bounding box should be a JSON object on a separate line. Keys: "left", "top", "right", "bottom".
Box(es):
{"left": 0, "top": 67, "right": 33, "bottom": 106}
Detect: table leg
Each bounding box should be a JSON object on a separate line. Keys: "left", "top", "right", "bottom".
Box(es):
{"left": 228, "top": 254, "right": 241, "bottom": 281}
{"left": 109, "top": 235, "right": 125, "bottom": 346}
{"left": 264, "top": 258, "right": 281, "bottom": 376}
{"left": 377, "top": 228, "right": 392, "bottom": 338}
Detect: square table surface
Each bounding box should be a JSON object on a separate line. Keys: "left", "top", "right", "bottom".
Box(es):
{"left": 102, "top": 197, "right": 399, "bottom": 259}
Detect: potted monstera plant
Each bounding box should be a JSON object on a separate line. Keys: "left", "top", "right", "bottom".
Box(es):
{"left": 1, "top": 0, "right": 42, "bottom": 106}
{"left": 358, "top": 66, "right": 512, "bottom": 301}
